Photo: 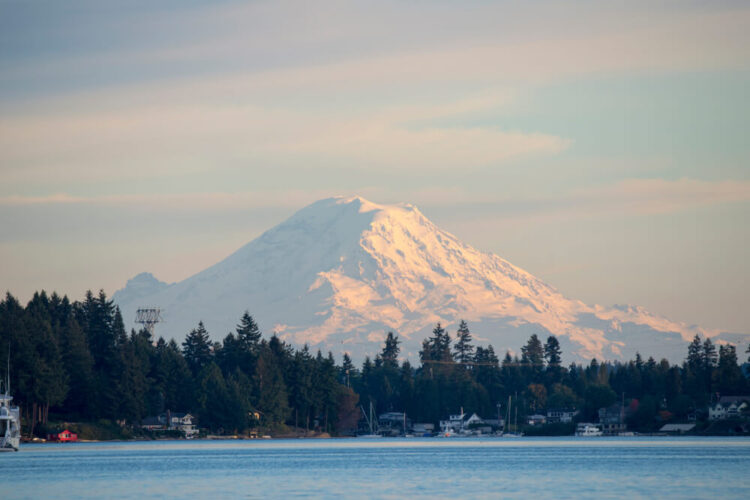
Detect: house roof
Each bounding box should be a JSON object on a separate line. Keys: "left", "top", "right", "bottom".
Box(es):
{"left": 142, "top": 416, "right": 163, "bottom": 426}
{"left": 660, "top": 423, "right": 695, "bottom": 432}
{"left": 718, "top": 396, "right": 750, "bottom": 404}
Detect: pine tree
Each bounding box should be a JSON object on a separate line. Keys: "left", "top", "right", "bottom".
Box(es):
{"left": 453, "top": 320, "right": 474, "bottom": 365}
{"left": 158, "top": 339, "right": 194, "bottom": 412}
{"left": 380, "top": 332, "right": 400, "bottom": 367}
{"left": 182, "top": 322, "right": 213, "bottom": 376}
{"left": 195, "top": 362, "right": 231, "bottom": 431}
{"left": 217, "top": 332, "right": 241, "bottom": 375}
{"left": 521, "top": 334, "right": 545, "bottom": 367}
{"left": 116, "top": 331, "right": 151, "bottom": 422}
{"left": 702, "top": 338, "right": 718, "bottom": 394}
{"left": 236, "top": 311, "right": 262, "bottom": 351}
{"left": 59, "top": 312, "right": 94, "bottom": 418}
{"left": 253, "top": 345, "right": 290, "bottom": 426}
{"left": 717, "top": 345, "right": 744, "bottom": 395}
{"left": 544, "top": 336, "right": 562, "bottom": 367}
{"left": 687, "top": 335, "right": 703, "bottom": 372}
{"left": 75, "top": 290, "right": 121, "bottom": 419}
{"left": 341, "top": 353, "right": 356, "bottom": 387}
{"left": 702, "top": 338, "right": 718, "bottom": 370}
{"left": 289, "top": 345, "right": 314, "bottom": 430}
{"left": 420, "top": 323, "right": 452, "bottom": 363}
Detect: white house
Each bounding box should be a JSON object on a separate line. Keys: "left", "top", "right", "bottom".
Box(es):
{"left": 439, "top": 411, "right": 484, "bottom": 434}
{"left": 141, "top": 411, "right": 199, "bottom": 437}
{"left": 546, "top": 408, "right": 579, "bottom": 424}
{"left": 708, "top": 396, "right": 749, "bottom": 421}
{"left": 168, "top": 412, "right": 199, "bottom": 438}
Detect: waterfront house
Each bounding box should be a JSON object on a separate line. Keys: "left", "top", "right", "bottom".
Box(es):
{"left": 378, "top": 412, "right": 412, "bottom": 436}
{"left": 708, "top": 396, "right": 750, "bottom": 421}
{"left": 598, "top": 404, "right": 628, "bottom": 435}
{"left": 546, "top": 408, "right": 579, "bottom": 424}
{"left": 527, "top": 414, "right": 546, "bottom": 426}
{"left": 166, "top": 411, "right": 199, "bottom": 437}
{"left": 141, "top": 411, "right": 199, "bottom": 437}
{"left": 439, "top": 411, "right": 485, "bottom": 434}
{"left": 47, "top": 429, "right": 78, "bottom": 442}
{"left": 412, "top": 423, "right": 435, "bottom": 436}
{"left": 141, "top": 416, "right": 165, "bottom": 431}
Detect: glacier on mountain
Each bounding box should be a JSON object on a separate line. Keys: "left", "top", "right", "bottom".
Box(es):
{"left": 113, "top": 196, "right": 746, "bottom": 363}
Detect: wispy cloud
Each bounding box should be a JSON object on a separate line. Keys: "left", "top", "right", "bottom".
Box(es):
{"left": 420, "top": 178, "right": 750, "bottom": 219}
{"left": 0, "top": 89, "right": 568, "bottom": 187}
{"left": 3, "top": 179, "right": 747, "bottom": 218}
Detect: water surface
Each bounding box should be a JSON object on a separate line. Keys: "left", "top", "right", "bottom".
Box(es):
{"left": 3, "top": 437, "right": 749, "bottom": 498}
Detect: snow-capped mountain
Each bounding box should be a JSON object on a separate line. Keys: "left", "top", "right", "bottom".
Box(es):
{"left": 113, "top": 196, "right": 746, "bottom": 362}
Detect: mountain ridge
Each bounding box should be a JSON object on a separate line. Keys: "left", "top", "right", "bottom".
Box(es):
{"left": 113, "top": 196, "right": 745, "bottom": 362}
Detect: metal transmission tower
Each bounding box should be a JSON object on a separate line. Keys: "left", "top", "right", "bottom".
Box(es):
{"left": 135, "top": 308, "right": 162, "bottom": 336}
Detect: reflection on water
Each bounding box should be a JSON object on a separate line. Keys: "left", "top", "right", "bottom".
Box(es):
{"left": 3, "top": 437, "right": 750, "bottom": 499}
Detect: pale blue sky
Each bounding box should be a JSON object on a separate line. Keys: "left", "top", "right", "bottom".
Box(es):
{"left": 1, "top": 0, "right": 748, "bottom": 333}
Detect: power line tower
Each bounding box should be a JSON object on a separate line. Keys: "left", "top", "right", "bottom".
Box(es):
{"left": 135, "top": 307, "right": 162, "bottom": 336}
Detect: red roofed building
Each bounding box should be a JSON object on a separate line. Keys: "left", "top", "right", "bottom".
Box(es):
{"left": 47, "top": 429, "right": 78, "bottom": 442}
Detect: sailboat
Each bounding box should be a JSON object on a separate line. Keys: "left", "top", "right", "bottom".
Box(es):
{"left": 0, "top": 352, "right": 21, "bottom": 452}
{"left": 502, "top": 395, "right": 522, "bottom": 438}
{"left": 357, "top": 401, "right": 382, "bottom": 438}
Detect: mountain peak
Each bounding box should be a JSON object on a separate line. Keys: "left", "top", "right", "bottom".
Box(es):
{"left": 300, "top": 195, "right": 423, "bottom": 221}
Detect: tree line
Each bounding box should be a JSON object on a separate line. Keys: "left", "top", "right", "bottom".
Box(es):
{"left": 1, "top": 290, "right": 748, "bottom": 435}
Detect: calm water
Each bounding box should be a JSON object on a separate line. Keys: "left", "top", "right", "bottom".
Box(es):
{"left": 3, "top": 437, "right": 750, "bottom": 499}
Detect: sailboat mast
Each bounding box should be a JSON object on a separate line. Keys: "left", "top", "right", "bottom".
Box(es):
{"left": 370, "top": 401, "right": 375, "bottom": 434}
{"left": 506, "top": 395, "right": 511, "bottom": 432}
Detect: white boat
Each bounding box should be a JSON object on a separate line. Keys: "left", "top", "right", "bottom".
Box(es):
{"left": 1, "top": 356, "right": 21, "bottom": 452}
{"left": 575, "top": 423, "right": 603, "bottom": 437}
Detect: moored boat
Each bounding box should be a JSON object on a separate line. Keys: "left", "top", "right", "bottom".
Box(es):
{"left": 1, "top": 358, "right": 21, "bottom": 452}
{"left": 575, "top": 423, "right": 603, "bottom": 437}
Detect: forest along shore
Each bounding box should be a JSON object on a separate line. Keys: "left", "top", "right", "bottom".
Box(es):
{"left": 1, "top": 290, "right": 749, "bottom": 441}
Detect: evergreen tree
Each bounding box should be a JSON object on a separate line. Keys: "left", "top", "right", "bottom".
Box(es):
{"left": 59, "top": 311, "right": 94, "bottom": 418}
{"left": 195, "top": 363, "right": 232, "bottom": 431}
{"left": 717, "top": 345, "right": 744, "bottom": 395}
{"left": 23, "top": 292, "right": 68, "bottom": 427}
{"left": 289, "top": 345, "right": 315, "bottom": 430}
{"left": 76, "top": 290, "right": 120, "bottom": 419}
{"left": 521, "top": 334, "right": 545, "bottom": 367}
{"left": 253, "top": 343, "right": 290, "bottom": 426}
{"left": 236, "top": 311, "right": 262, "bottom": 352}
{"left": 217, "top": 332, "right": 241, "bottom": 375}
{"left": 453, "top": 320, "right": 474, "bottom": 365}
{"left": 380, "top": 332, "right": 401, "bottom": 368}
{"left": 544, "top": 336, "right": 562, "bottom": 367}
{"left": 117, "top": 330, "right": 152, "bottom": 422}
{"left": 156, "top": 339, "right": 194, "bottom": 412}
{"left": 702, "top": 338, "right": 718, "bottom": 394}
{"left": 225, "top": 368, "right": 253, "bottom": 431}
{"left": 420, "top": 323, "right": 452, "bottom": 363}
{"left": 687, "top": 335, "right": 702, "bottom": 371}
{"left": 182, "top": 322, "right": 213, "bottom": 376}
{"left": 702, "top": 338, "right": 718, "bottom": 370}
{"left": 341, "top": 353, "right": 356, "bottom": 388}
